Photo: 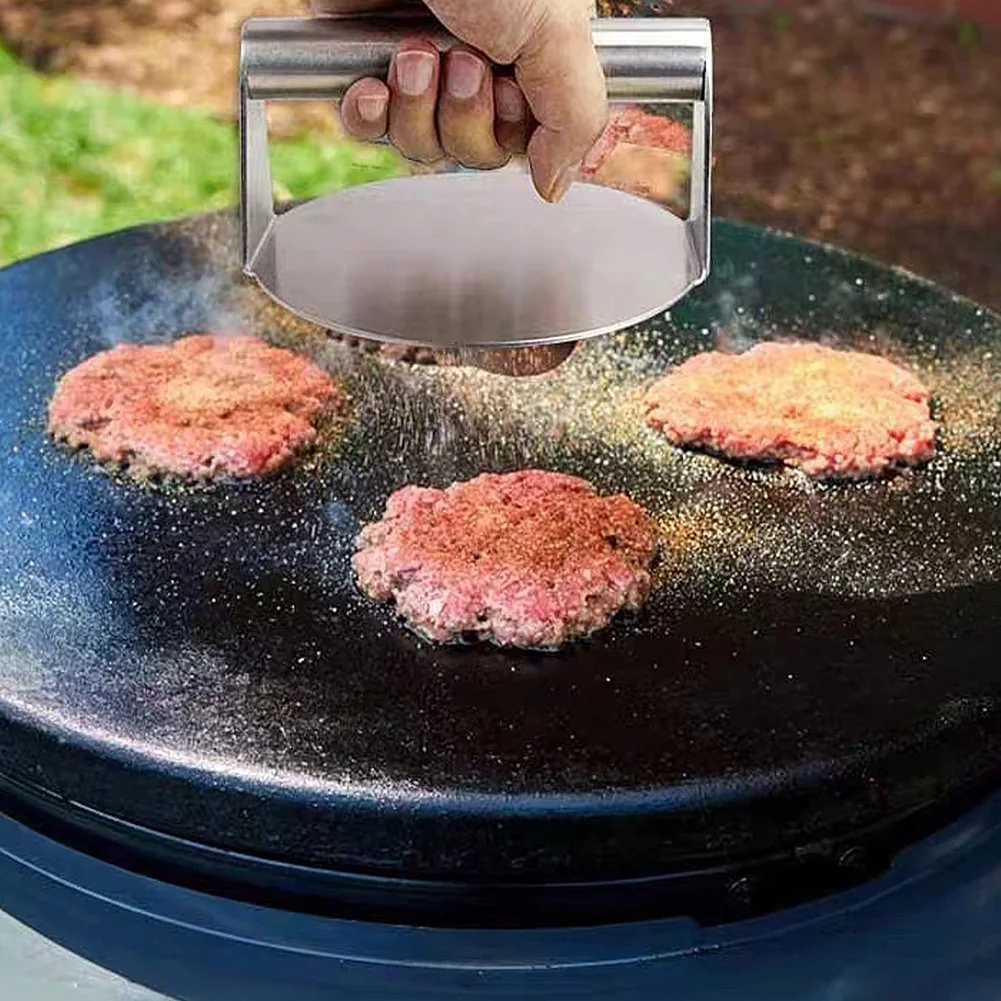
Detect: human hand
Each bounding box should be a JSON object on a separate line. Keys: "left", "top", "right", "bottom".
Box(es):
{"left": 311, "top": 0, "right": 607, "bottom": 202}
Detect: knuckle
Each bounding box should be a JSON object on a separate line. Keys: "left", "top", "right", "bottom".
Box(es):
{"left": 399, "top": 146, "right": 443, "bottom": 165}
{"left": 391, "top": 133, "right": 443, "bottom": 164}
{"left": 473, "top": 1, "right": 543, "bottom": 64}
{"left": 453, "top": 144, "right": 510, "bottom": 170}
{"left": 404, "top": 151, "right": 443, "bottom": 165}
{"left": 439, "top": 120, "right": 504, "bottom": 169}
{"left": 444, "top": 131, "right": 508, "bottom": 169}
{"left": 479, "top": 37, "right": 519, "bottom": 66}
{"left": 397, "top": 35, "right": 438, "bottom": 52}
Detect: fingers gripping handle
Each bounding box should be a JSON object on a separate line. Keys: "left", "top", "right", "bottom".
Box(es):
{"left": 241, "top": 16, "right": 710, "bottom": 102}
{"left": 240, "top": 15, "right": 712, "bottom": 286}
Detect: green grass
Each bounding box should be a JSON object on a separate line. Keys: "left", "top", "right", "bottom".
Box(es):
{"left": 0, "top": 45, "right": 402, "bottom": 266}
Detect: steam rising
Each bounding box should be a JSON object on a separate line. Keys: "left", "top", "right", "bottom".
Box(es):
{"left": 87, "top": 266, "right": 245, "bottom": 347}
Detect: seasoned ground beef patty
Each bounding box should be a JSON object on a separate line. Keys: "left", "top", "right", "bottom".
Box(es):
{"left": 644, "top": 341, "right": 937, "bottom": 479}
{"left": 48, "top": 334, "right": 342, "bottom": 481}
{"left": 353, "top": 470, "right": 657, "bottom": 650}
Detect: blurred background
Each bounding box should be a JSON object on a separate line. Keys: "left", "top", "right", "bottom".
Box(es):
{"left": 0, "top": 0, "right": 997, "bottom": 309}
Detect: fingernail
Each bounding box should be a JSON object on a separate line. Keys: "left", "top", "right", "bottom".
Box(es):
{"left": 356, "top": 92, "right": 387, "bottom": 123}
{"left": 549, "top": 161, "right": 580, "bottom": 202}
{"left": 495, "top": 81, "right": 525, "bottom": 122}
{"left": 395, "top": 50, "right": 436, "bottom": 97}
{"left": 446, "top": 50, "right": 485, "bottom": 101}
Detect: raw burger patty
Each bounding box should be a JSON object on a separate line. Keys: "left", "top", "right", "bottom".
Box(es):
{"left": 581, "top": 105, "right": 692, "bottom": 206}
{"left": 353, "top": 470, "right": 657, "bottom": 650}
{"left": 48, "top": 334, "right": 342, "bottom": 481}
{"left": 644, "top": 342, "right": 937, "bottom": 479}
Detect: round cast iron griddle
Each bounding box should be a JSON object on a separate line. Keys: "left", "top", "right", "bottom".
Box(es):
{"left": 1, "top": 212, "right": 1001, "bottom": 927}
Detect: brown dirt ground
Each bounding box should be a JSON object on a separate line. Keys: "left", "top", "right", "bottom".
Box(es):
{"left": 1, "top": 0, "right": 999, "bottom": 309}
{"left": 677, "top": 0, "right": 1001, "bottom": 311}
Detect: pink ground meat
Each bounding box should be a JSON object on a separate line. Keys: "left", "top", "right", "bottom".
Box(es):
{"left": 644, "top": 341, "right": 937, "bottom": 479}
{"left": 353, "top": 470, "right": 657, "bottom": 650}
{"left": 48, "top": 334, "right": 342, "bottom": 481}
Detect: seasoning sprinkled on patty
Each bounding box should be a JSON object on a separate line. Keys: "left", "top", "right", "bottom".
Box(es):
{"left": 353, "top": 470, "right": 656, "bottom": 650}
{"left": 48, "top": 334, "right": 342, "bottom": 482}
{"left": 644, "top": 341, "right": 937, "bottom": 480}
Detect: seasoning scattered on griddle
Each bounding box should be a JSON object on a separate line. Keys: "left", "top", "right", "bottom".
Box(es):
{"left": 353, "top": 470, "right": 657, "bottom": 651}
{"left": 643, "top": 342, "right": 938, "bottom": 480}
{"left": 221, "top": 214, "right": 1001, "bottom": 609}
{"left": 47, "top": 334, "right": 343, "bottom": 482}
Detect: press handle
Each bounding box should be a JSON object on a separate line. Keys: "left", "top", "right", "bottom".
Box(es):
{"left": 241, "top": 15, "right": 710, "bottom": 103}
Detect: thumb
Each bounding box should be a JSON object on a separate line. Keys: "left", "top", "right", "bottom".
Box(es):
{"left": 514, "top": 10, "right": 607, "bottom": 202}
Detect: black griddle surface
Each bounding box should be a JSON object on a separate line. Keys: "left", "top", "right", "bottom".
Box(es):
{"left": 1, "top": 213, "right": 1001, "bottom": 923}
